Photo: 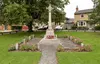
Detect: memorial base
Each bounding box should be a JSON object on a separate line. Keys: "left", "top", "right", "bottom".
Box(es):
{"left": 44, "top": 29, "right": 56, "bottom": 39}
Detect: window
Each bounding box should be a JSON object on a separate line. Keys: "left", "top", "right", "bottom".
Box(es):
{"left": 80, "top": 22, "right": 83, "bottom": 26}
{"left": 80, "top": 14, "right": 84, "bottom": 18}
{"left": 78, "top": 21, "right": 86, "bottom": 26}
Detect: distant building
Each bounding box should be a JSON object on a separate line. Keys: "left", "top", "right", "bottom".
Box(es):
{"left": 74, "top": 6, "right": 93, "bottom": 29}
{"left": 64, "top": 18, "right": 74, "bottom": 29}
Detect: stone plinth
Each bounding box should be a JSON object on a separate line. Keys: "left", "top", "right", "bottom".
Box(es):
{"left": 44, "top": 29, "right": 56, "bottom": 39}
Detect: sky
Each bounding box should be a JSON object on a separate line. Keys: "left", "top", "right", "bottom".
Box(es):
{"left": 64, "top": 0, "right": 94, "bottom": 18}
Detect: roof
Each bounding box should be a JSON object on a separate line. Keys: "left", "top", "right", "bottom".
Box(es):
{"left": 75, "top": 9, "right": 93, "bottom": 15}
{"left": 66, "top": 18, "right": 74, "bottom": 24}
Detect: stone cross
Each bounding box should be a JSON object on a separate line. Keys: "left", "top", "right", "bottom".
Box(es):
{"left": 47, "top": 4, "right": 53, "bottom": 30}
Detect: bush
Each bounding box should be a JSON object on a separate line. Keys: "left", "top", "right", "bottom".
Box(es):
{"left": 57, "top": 45, "right": 65, "bottom": 52}
{"left": 77, "top": 27, "right": 89, "bottom": 30}
{"left": 68, "top": 36, "right": 83, "bottom": 45}
{"left": 30, "top": 35, "right": 34, "bottom": 39}
{"left": 19, "top": 44, "right": 38, "bottom": 51}
{"left": 19, "top": 44, "right": 32, "bottom": 51}
{"left": 32, "top": 44, "right": 38, "bottom": 51}
{"left": 8, "top": 45, "right": 16, "bottom": 51}
{"left": 12, "top": 26, "right": 22, "bottom": 31}
{"left": 78, "top": 45, "right": 92, "bottom": 52}
{"left": 94, "top": 25, "right": 100, "bottom": 30}
{"left": 75, "top": 38, "right": 83, "bottom": 45}
{"left": 25, "top": 38, "right": 29, "bottom": 42}
{"left": 71, "top": 25, "right": 77, "bottom": 30}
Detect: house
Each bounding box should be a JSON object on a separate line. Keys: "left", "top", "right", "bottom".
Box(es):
{"left": 66, "top": 18, "right": 74, "bottom": 29}
{"left": 63, "top": 18, "right": 74, "bottom": 29}
{"left": 74, "top": 6, "right": 93, "bottom": 29}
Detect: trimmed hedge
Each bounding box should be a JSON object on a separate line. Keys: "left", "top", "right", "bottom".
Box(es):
{"left": 77, "top": 27, "right": 89, "bottom": 30}
{"left": 94, "top": 25, "right": 100, "bottom": 30}
{"left": 12, "top": 26, "right": 22, "bottom": 31}
{"left": 71, "top": 25, "right": 77, "bottom": 30}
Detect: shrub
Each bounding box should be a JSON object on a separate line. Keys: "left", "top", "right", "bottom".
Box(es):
{"left": 25, "top": 38, "right": 29, "bottom": 42}
{"left": 83, "top": 45, "right": 92, "bottom": 52}
{"left": 30, "top": 35, "right": 34, "bottom": 39}
{"left": 19, "top": 44, "right": 38, "bottom": 52}
{"left": 68, "top": 36, "right": 73, "bottom": 40}
{"left": 75, "top": 38, "right": 83, "bottom": 45}
{"left": 77, "top": 27, "right": 89, "bottom": 30}
{"left": 78, "top": 45, "right": 92, "bottom": 52}
{"left": 19, "top": 44, "right": 32, "bottom": 51}
{"left": 8, "top": 45, "right": 16, "bottom": 51}
{"left": 94, "top": 25, "right": 100, "bottom": 30}
{"left": 64, "top": 35, "right": 68, "bottom": 38}
{"left": 57, "top": 45, "right": 65, "bottom": 52}
{"left": 71, "top": 37, "right": 83, "bottom": 45}
{"left": 71, "top": 25, "right": 77, "bottom": 30}
{"left": 32, "top": 44, "right": 38, "bottom": 51}
{"left": 12, "top": 26, "right": 22, "bottom": 31}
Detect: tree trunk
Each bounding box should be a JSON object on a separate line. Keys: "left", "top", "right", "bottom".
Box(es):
{"left": 27, "top": 20, "right": 33, "bottom": 32}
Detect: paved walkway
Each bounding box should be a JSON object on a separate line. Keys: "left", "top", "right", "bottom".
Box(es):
{"left": 38, "top": 39, "right": 60, "bottom": 64}
{"left": 27, "top": 38, "right": 78, "bottom": 64}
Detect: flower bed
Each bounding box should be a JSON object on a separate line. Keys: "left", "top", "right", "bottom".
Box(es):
{"left": 8, "top": 34, "right": 39, "bottom": 52}
{"left": 56, "top": 35, "right": 92, "bottom": 52}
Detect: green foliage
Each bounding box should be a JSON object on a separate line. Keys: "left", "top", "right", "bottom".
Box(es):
{"left": 19, "top": 44, "right": 38, "bottom": 51}
{"left": 94, "top": 25, "right": 100, "bottom": 30}
{"left": 78, "top": 45, "right": 92, "bottom": 52}
{"left": 77, "top": 27, "right": 89, "bottom": 30}
{"left": 1, "top": 0, "right": 69, "bottom": 31}
{"left": 2, "top": 3, "right": 32, "bottom": 24}
{"left": 71, "top": 24, "right": 77, "bottom": 30}
{"left": 2, "top": 0, "right": 69, "bottom": 24}
{"left": 0, "top": 31, "right": 100, "bottom": 64}
{"left": 75, "top": 39, "right": 83, "bottom": 45}
{"left": 32, "top": 44, "right": 38, "bottom": 51}
{"left": 57, "top": 45, "right": 65, "bottom": 52}
{"left": 19, "top": 44, "right": 32, "bottom": 51}
{"left": 8, "top": 44, "right": 16, "bottom": 51}
{"left": 89, "top": 0, "right": 100, "bottom": 24}
{"left": 12, "top": 26, "right": 22, "bottom": 31}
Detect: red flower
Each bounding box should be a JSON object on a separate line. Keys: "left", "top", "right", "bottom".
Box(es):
{"left": 46, "top": 35, "right": 54, "bottom": 39}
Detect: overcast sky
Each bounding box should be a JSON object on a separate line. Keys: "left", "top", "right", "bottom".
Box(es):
{"left": 64, "top": 0, "right": 94, "bottom": 18}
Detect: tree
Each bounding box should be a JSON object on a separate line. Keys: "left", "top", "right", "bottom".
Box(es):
{"left": 2, "top": 0, "right": 69, "bottom": 32}
{"left": 89, "top": 0, "right": 100, "bottom": 25}
{"left": 2, "top": 3, "right": 32, "bottom": 25}
{"left": 0, "top": 0, "right": 3, "bottom": 24}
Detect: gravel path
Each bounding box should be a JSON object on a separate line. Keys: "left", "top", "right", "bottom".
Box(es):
{"left": 59, "top": 38, "right": 78, "bottom": 49}
{"left": 27, "top": 38, "right": 77, "bottom": 49}
{"left": 27, "top": 38, "right": 41, "bottom": 45}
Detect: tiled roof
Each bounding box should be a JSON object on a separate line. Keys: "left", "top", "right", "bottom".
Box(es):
{"left": 75, "top": 9, "right": 93, "bottom": 15}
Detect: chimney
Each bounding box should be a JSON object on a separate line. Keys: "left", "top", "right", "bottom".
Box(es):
{"left": 76, "top": 6, "right": 79, "bottom": 12}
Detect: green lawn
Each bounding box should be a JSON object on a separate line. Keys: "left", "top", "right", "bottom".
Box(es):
{"left": 0, "top": 31, "right": 100, "bottom": 64}
{"left": 0, "top": 32, "right": 41, "bottom": 64}
{"left": 56, "top": 31, "right": 100, "bottom": 64}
